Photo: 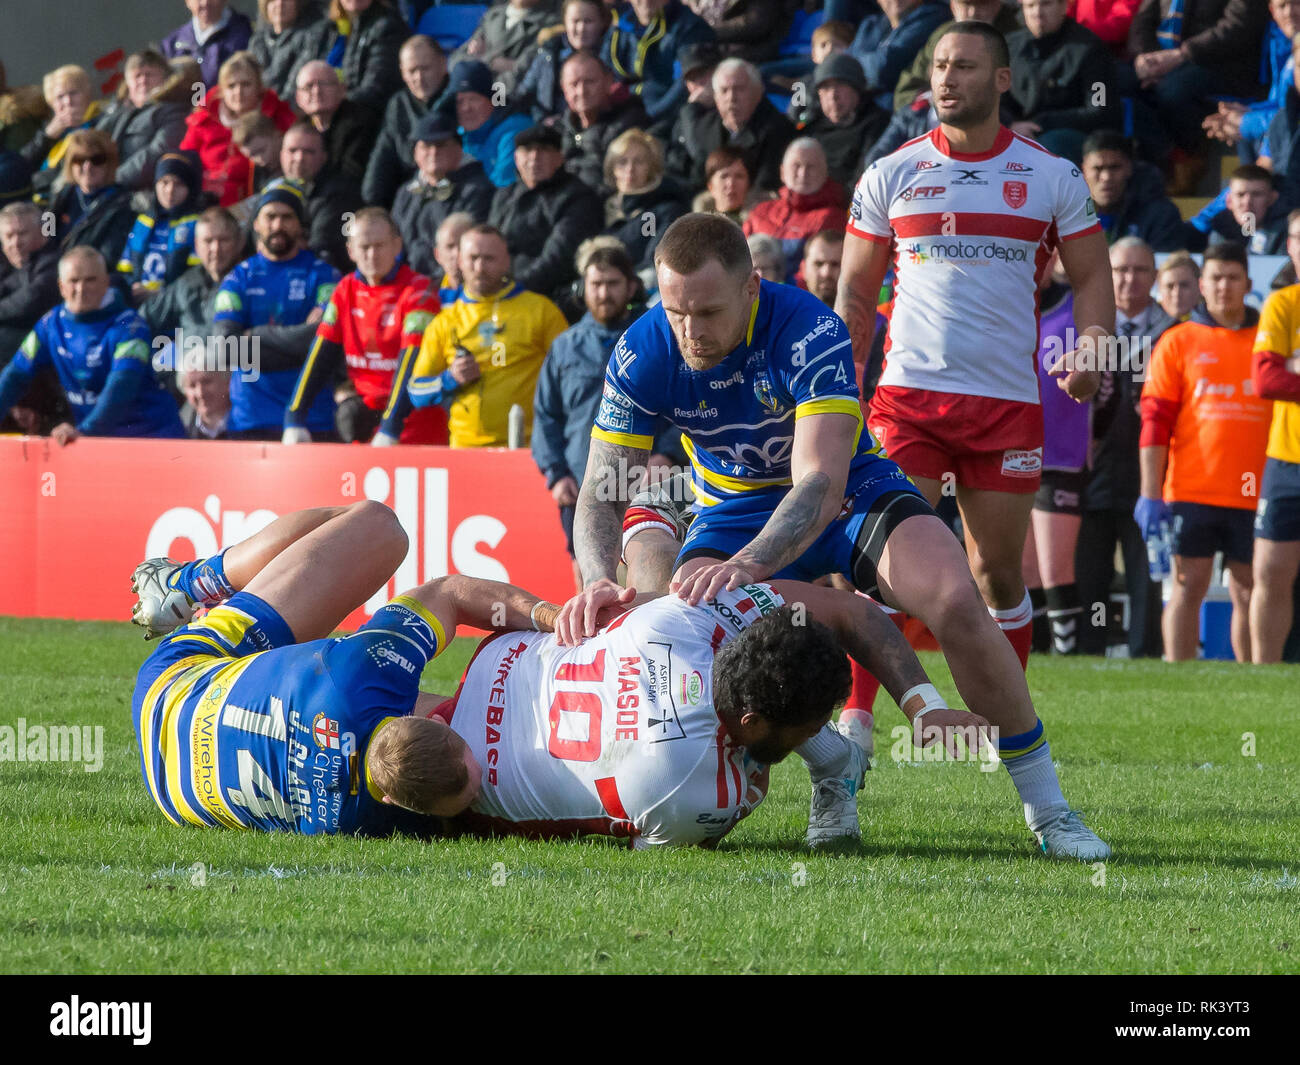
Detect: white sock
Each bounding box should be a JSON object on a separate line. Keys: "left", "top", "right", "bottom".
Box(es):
{"left": 798, "top": 723, "right": 851, "bottom": 780}
{"left": 1003, "top": 741, "right": 1069, "bottom": 832}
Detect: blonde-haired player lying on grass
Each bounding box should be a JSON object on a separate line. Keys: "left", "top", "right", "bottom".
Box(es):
{"left": 130, "top": 502, "right": 986, "bottom": 846}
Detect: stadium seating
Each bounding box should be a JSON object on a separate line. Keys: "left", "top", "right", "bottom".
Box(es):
{"left": 415, "top": 3, "right": 488, "bottom": 53}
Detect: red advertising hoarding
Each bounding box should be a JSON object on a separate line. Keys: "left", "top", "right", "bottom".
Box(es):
{"left": 0, "top": 437, "right": 572, "bottom": 628}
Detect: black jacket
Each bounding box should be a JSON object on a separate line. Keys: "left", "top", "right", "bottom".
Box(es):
{"left": 512, "top": 32, "right": 575, "bottom": 119}
{"left": 94, "top": 77, "right": 192, "bottom": 191}
{"left": 0, "top": 240, "right": 60, "bottom": 359}
{"left": 561, "top": 96, "right": 650, "bottom": 194}
{"left": 302, "top": 170, "right": 365, "bottom": 274}
{"left": 667, "top": 96, "right": 796, "bottom": 192}
{"left": 362, "top": 78, "right": 454, "bottom": 208}
{"left": 451, "top": 2, "right": 562, "bottom": 71}
{"left": 1085, "top": 303, "right": 1176, "bottom": 511}
{"left": 1191, "top": 196, "right": 1292, "bottom": 255}
{"left": 141, "top": 262, "right": 224, "bottom": 337}
{"left": 391, "top": 160, "right": 496, "bottom": 277}
{"left": 53, "top": 184, "right": 136, "bottom": 266}
{"left": 488, "top": 170, "right": 602, "bottom": 301}
{"left": 602, "top": 177, "right": 691, "bottom": 271}
{"left": 317, "top": 2, "right": 409, "bottom": 113}
{"left": 1130, "top": 0, "right": 1270, "bottom": 99}
{"left": 800, "top": 102, "right": 892, "bottom": 189}
{"left": 1267, "top": 85, "right": 1300, "bottom": 208}
{"left": 1006, "top": 18, "right": 1119, "bottom": 134}
{"left": 321, "top": 99, "right": 382, "bottom": 190}
{"left": 248, "top": 2, "right": 330, "bottom": 99}
{"left": 1099, "top": 161, "right": 1186, "bottom": 251}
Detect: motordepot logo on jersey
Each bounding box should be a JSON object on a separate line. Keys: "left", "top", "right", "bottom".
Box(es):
{"left": 50, "top": 997, "right": 151, "bottom": 1045}
{"left": 151, "top": 329, "right": 261, "bottom": 381}
{"left": 1041, "top": 328, "right": 1153, "bottom": 379}
{"left": 904, "top": 239, "right": 1029, "bottom": 265}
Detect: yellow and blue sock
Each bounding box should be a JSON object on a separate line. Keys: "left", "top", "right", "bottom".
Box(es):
{"left": 166, "top": 551, "right": 235, "bottom": 606}
{"left": 999, "top": 719, "right": 1068, "bottom": 832}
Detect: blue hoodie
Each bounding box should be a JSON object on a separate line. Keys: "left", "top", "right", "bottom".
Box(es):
{"left": 0, "top": 299, "right": 182, "bottom": 437}
{"left": 462, "top": 109, "right": 533, "bottom": 188}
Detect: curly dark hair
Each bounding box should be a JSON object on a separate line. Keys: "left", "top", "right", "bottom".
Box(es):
{"left": 712, "top": 606, "right": 851, "bottom": 728}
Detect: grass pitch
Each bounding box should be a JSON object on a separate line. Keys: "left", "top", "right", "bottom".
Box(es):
{"left": 1, "top": 616, "right": 1297, "bottom": 974}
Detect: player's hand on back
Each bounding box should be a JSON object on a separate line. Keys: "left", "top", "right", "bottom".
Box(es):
{"left": 554, "top": 578, "right": 637, "bottom": 645}
{"left": 670, "top": 559, "right": 759, "bottom": 607}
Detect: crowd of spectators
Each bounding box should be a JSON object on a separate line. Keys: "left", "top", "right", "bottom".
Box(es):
{"left": 1, "top": 0, "right": 1299, "bottom": 657}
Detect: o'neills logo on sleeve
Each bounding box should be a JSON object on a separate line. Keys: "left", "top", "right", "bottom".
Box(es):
{"left": 485, "top": 641, "right": 527, "bottom": 786}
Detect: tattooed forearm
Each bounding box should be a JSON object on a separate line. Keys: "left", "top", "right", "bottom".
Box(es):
{"left": 573, "top": 438, "right": 649, "bottom": 587}
{"left": 734, "top": 471, "right": 834, "bottom": 578}
{"left": 835, "top": 279, "right": 878, "bottom": 371}
{"left": 838, "top": 597, "right": 929, "bottom": 708}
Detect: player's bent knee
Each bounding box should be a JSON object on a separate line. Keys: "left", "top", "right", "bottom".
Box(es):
{"left": 352, "top": 499, "right": 408, "bottom": 562}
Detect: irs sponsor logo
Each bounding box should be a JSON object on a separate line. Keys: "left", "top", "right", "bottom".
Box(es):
{"left": 1003, "top": 161, "right": 1033, "bottom": 172}
{"left": 914, "top": 159, "right": 941, "bottom": 171}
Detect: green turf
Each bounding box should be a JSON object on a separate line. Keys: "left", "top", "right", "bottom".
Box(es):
{"left": 1, "top": 616, "right": 1297, "bottom": 974}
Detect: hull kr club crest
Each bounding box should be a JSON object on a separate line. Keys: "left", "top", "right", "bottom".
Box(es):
{"left": 1003, "top": 180, "right": 1027, "bottom": 209}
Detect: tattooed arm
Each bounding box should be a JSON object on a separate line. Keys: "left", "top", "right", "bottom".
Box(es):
{"left": 834, "top": 233, "right": 893, "bottom": 386}
{"left": 555, "top": 436, "right": 651, "bottom": 644}
{"left": 770, "top": 580, "right": 993, "bottom": 746}
{"left": 672, "top": 412, "right": 858, "bottom": 605}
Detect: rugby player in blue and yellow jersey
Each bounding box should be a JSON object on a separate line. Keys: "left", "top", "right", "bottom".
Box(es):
{"left": 127, "top": 504, "right": 542, "bottom": 834}
{"left": 558, "top": 212, "right": 1109, "bottom": 860}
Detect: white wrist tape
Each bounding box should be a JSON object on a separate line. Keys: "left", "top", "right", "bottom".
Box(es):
{"left": 901, "top": 683, "right": 946, "bottom": 724}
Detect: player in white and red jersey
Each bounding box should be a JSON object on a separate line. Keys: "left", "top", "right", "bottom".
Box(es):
{"left": 834, "top": 20, "right": 1114, "bottom": 858}
{"left": 434, "top": 579, "right": 980, "bottom": 848}
{"left": 130, "top": 503, "right": 981, "bottom": 847}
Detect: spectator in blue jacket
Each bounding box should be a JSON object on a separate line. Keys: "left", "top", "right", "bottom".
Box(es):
{"left": 116, "top": 152, "right": 204, "bottom": 304}
{"left": 212, "top": 184, "right": 341, "bottom": 440}
{"left": 161, "top": 0, "right": 254, "bottom": 88}
{"left": 604, "top": 0, "right": 717, "bottom": 122}
{"left": 531, "top": 241, "right": 681, "bottom": 589}
{"left": 0, "top": 246, "right": 184, "bottom": 443}
{"left": 452, "top": 61, "right": 533, "bottom": 187}
{"left": 1203, "top": 0, "right": 1300, "bottom": 163}
{"left": 848, "top": 0, "right": 951, "bottom": 110}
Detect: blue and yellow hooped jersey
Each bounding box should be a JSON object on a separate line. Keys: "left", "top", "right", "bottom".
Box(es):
{"left": 593, "top": 280, "right": 889, "bottom": 507}
{"left": 131, "top": 592, "right": 445, "bottom": 836}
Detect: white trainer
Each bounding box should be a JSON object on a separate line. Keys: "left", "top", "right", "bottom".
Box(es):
{"left": 131, "top": 558, "right": 197, "bottom": 640}
{"left": 1035, "top": 809, "right": 1112, "bottom": 861}
{"left": 805, "top": 720, "right": 871, "bottom": 849}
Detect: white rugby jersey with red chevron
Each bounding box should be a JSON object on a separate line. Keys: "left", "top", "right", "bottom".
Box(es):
{"left": 438, "top": 586, "right": 784, "bottom": 848}
{"left": 848, "top": 125, "right": 1100, "bottom": 405}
